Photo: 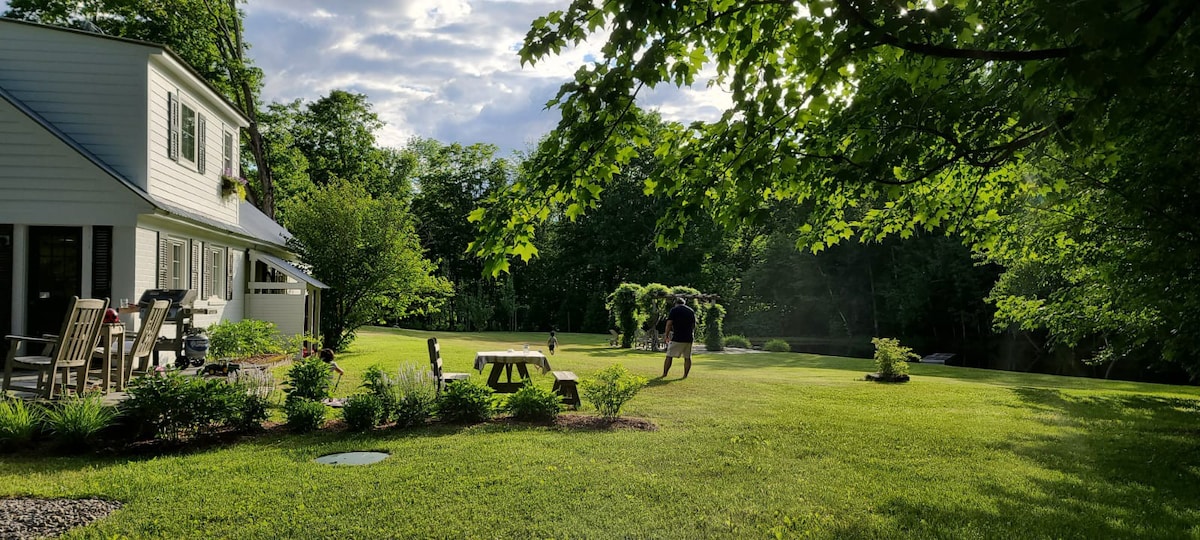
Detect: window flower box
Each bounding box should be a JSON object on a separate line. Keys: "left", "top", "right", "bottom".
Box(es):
{"left": 220, "top": 174, "right": 248, "bottom": 200}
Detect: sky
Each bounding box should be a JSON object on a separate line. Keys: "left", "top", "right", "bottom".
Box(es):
{"left": 0, "top": 0, "right": 730, "bottom": 155}
{"left": 235, "top": 0, "right": 730, "bottom": 155}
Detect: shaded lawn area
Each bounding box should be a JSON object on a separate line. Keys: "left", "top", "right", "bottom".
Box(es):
{"left": 3, "top": 327, "right": 1200, "bottom": 539}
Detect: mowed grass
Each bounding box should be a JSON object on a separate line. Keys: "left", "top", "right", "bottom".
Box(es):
{"left": 3, "top": 327, "right": 1200, "bottom": 539}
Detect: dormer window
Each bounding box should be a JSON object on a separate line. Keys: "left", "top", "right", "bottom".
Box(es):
{"left": 167, "top": 91, "right": 207, "bottom": 173}
{"left": 181, "top": 104, "right": 197, "bottom": 162}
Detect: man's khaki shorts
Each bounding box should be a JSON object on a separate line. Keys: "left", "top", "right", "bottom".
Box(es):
{"left": 666, "top": 341, "right": 693, "bottom": 358}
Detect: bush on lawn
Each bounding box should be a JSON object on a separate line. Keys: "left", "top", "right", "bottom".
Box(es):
{"left": 764, "top": 339, "right": 791, "bottom": 352}
{"left": 361, "top": 365, "right": 400, "bottom": 422}
{"left": 285, "top": 398, "right": 327, "bottom": 432}
{"left": 873, "top": 337, "right": 918, "bottom": 378}
{"left": 205, "top": 319, "right": 287, "bottom": 360}
{"left": 580, "top": 364, "right": 647, "bottom": 419}
{"left": 122, "top": 369, "right": 249, "bottom": 440}
{"left": 342, "top": 393, "right": 384, "bottom": 431}
{"left": 42, "top": 393, "right": 118, "bottom": 449}
{"left": 285, "top": 356, "right": 332, "bottom": 404}
{"left": 724, "top": 335, "right": 752, "bottom": 349}
{"left": 505, "top": 382, "right": 562, "bottom": 422}
{"left": 0, "top": 395, "right": 40, "bottom": 450}
{"left": 231, "top": 369, "right": 275, "bottom": 432}
{"left": 393, "top": 363, "right": 437, "bottom": 428}
{"left": 436, "top": 379, "right": 494, "bottom": 423}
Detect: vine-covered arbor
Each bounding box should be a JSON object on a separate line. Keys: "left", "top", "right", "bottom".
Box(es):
{"left": 607, "top": 283, "right": 725, "bottom": 352}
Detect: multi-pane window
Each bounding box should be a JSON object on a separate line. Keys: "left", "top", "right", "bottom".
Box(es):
{"left": 222, "top": 131, "right": 234, "bottom": 176}
{"left": 168, "top": 239, "right": 186, "bottom": 289}
{"left": 206, "top": 246, "right": 227, "bottom": 299}
{"left": 181, "top": 104, "right": 197, "bottom": 162}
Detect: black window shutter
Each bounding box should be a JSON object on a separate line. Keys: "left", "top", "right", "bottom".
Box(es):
{"left": 157, "top": 234, "right": 168, "bottom": 288}
{"left": 190, "top": 241, "right": 201, "bottom": 293}
{"left": 168, "top": 92, "right": 179, "bottom": 161}
{"left": 197, "top": 115, "right": 207, "bottom": 174}
{"left": 91, "top": 226, "right": 113, "bottom": 300}
{"left": 227, "top": 249, "right": 236, "bottom": 301}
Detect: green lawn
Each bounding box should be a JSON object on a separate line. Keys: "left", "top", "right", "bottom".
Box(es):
{"left": 4, "top": 327, "right": 1200, "bottom": 539}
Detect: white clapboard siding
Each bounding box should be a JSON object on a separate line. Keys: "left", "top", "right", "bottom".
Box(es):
{"left": 146, "top": 62, "right": 240, "bottom": 226}
{"left": 0, "top": 98, "right": 150, "bottom": 225}
{"left": 0, "top": 24, "right": 151, "bottom": 187}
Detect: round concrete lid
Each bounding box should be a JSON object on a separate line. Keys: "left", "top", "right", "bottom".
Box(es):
{"left": 314, "top": 451, "right": 390, "bottom": 465}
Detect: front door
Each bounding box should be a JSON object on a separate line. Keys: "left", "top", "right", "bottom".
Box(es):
{"left": 26, "top": 226, "right": 82, "bottom": 336}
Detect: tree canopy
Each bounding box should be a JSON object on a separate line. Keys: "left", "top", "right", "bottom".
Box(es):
{"left": 471, "top": 0, "right": 1200, "bottom": 376}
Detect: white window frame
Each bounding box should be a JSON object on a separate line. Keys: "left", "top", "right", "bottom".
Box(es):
{"left": 206, "top": 245, "right": 228, "bottom": 301}
{"left": 222, "top": 130, "right": 235, "bottom": 176}
{"left": 167, "top": 237, "right": 187, "bottom": 290}
{"left": 180, "top": 103, "right": 197, "bottom": 163}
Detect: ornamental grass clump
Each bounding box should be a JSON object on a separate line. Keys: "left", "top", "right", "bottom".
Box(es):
{"left": 764, "top": 339, "right": 791, "bottom": 352}
{"left": 41, "top": 393, "right": 118, "bottom": 449}
{"left": 872, "top": 337, "right": 919, "bottom": 379}
{"left": 393, "top": 363, "right": 437, "bottom": 427}
{"left": 580, "top": 364, "right": 647, "bottom": 419}
{"left": 436, "top": 379, "right": 494, "bottom": 424}
{"left": 723, "top": 335, "right": 752, "bottom": 349}
{"left": 504, "top": 382, "right": 562, "bottom": 422}
{"left": 0, "top": 395, "right": 40, "bottom": 450}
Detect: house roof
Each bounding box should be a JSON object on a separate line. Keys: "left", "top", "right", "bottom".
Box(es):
{"left": 253, "top": 251, "right": 330, "bottom": 290}
{"left": 0, "top": 17, "right": 251, "bottom": 125}
{"left": 0, "top": 84, "right": 290, "bottom": 252}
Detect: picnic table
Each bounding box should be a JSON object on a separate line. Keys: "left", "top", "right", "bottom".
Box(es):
{"left": 474, "top": 350, "right": 552, "bottom": 393}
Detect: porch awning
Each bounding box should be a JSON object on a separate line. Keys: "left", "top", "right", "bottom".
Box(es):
{"left": 253, "top": 252, "right": 329, "bottom": 289}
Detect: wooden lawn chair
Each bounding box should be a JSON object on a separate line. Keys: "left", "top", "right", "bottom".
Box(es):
{"left": 427, "top": 337, "right": 469, "bottom": 393}
{"left": 3, "top": 297, "right": 108, "bottom": 399}
{"left": 608, "top": 329, "right": 620, "bottom": 347}
{"left": 89, "top": 300, "right": 169, "bottom": 389}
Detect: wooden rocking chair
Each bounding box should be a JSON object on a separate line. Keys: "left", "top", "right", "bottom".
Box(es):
{"left": 3, "top": 297, "right": 109, "bottom": 399}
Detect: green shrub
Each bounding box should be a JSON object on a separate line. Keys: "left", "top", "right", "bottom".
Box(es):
{"left": 724, "top": 335, "right": 752, "bottom": 349}
{"left": 284, "top": 398, "right": 327, "bottom": 432}
{"left": 0, "top": 395, "right": 40, "bottom": 450}
{"left": 704, "top": 303, "right": 726, "bottom": 351}
{"left": 608, "top": 283, "right": 643, "bottom": 348}
{"left": 764, "top": 339, "right": 791, "bottom": 352}
{"left": 122, "top": 369, "right": 244, "bottom": 440}
{"left": 361, "top": 365, "right": 401, "bottom": 422}
{"left": 206, "top": 319, "right": 288, "bottom": 360}
{"left": 41, "top": 393, "right": 118, "bottom": 449}
{"left": 436, "top": 379, "right": 494, "bottom": 423}
{"left": 580, "top": 364, "right": 647, "bottom": 419}
{"left": 285, "top": 356, "right": 332, "bottom": 404}
{"left": 342, "top": 393, "right": 384, "bottom": 431}
{"left": 504, "top": 382, "right": 562, "bottom": 422}
{"left": 872, "top": 337, "right": 918, "bottom": 378}
{"left": 393, "top": 363, "right": 437, "bottom": 428}
{"left": 231, "top": 369, "right": 275, "bottom": 432}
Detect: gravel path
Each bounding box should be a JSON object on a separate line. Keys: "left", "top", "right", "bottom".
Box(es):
{"left": 0, "top": 498, "right": 121, "bottom": 540}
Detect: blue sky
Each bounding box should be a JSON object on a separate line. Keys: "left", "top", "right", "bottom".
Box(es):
{"left": 3, "top": 1, "right": 729, "bottom": 156}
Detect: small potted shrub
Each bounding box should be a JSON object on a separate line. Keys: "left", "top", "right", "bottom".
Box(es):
{"left": 867, "top": 337, "right": 918, "bottom": 383}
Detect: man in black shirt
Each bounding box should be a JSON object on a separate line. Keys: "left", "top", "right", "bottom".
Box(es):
{"left": 663, "top": 297, "right": 696, "bottom": 378}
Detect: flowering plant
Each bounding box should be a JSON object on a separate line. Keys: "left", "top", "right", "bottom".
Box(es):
{"left": 220, "top": 174, "right": 248, "bottom": 200}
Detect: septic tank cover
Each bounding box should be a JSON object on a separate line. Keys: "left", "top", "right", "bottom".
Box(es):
{"left": 314, "top": 451, "right": 390, "bottom": 465}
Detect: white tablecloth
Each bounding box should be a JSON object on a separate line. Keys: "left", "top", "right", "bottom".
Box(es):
{"left": 473, "top": 350, "right": 552, "bottom": 374}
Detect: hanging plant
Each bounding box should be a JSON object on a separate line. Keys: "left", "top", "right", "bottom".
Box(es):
{"left": 220, "top": 174, "right": 248, "bottom": 200}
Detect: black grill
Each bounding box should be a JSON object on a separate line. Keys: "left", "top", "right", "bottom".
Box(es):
{"left": 137, "top": 289, "right": 209, "bottom": 366}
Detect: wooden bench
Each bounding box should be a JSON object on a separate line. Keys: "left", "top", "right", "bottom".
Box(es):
{"left": 551, "top": 371, "right": 580, "bottom": 409}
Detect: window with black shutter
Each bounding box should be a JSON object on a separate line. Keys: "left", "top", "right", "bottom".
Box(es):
{"left": 91, "top": 226, "right": 112, "bottom": 301}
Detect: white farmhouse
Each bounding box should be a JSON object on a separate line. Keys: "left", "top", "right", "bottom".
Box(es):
{"left": 0, "top": 18, "right": 325, "bottom": 341}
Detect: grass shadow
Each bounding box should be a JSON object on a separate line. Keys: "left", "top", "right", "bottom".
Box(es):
{"left": 880, "top": 387, "right": 1200, "bottom": 538}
